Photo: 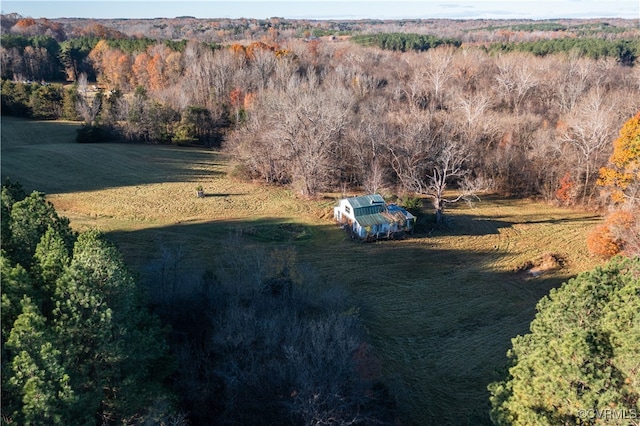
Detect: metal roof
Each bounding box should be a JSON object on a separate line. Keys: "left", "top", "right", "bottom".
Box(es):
{"left": 355, "top": 210, "right": 411, "bottom": 227}
{"left": 356, "top": 213, "right": 395, "bottom": 227}
{"left": 345, "top": 194, "right": 385, "bottom": 209}
{"left": 387, "top": 203, "right": 416, "bottom": 220}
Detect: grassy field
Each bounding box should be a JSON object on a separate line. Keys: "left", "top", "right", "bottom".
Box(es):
{"left": 1, "top": 116, "right": 605, "bottom": 425}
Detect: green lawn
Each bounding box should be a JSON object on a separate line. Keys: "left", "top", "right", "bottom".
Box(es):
{"left": 1, "top": 116, "right": 604, "bottom": 425}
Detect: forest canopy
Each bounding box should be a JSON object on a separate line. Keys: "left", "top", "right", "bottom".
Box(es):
{"left": 350, "top": 32, "right": 461, "bottom": 51}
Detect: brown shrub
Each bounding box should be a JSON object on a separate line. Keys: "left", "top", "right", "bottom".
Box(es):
{"left": 587, "top": 223, "right": 623, "bottom": 259}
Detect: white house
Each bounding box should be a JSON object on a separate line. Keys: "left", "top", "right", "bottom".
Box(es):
{"left": 333, "top": 194, "right": 416, "bottom": 240}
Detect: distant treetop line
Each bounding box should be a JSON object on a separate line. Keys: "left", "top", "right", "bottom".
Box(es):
{"left": 1, "top": 14, "right": 639, "bottom": 84}
{"left": 1, "top": 13, "right": 638, "bottom": 45}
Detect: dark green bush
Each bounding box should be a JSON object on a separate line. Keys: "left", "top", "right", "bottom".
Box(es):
{"left": 76, "top": 124, "right": 106, "bottom": 143}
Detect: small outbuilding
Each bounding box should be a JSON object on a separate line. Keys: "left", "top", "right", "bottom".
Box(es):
{"left": 333, "top": 194, "right": 416, "bottom": 240}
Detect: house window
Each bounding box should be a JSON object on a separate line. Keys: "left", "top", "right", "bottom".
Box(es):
{"left": 345, "top": 205, "right": 351, "bottom": 214}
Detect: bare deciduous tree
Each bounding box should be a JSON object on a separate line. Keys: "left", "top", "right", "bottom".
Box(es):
{"left": 557, "top": 55, "right": 593, "bottom": 114}
{"left": 404, "top": 46, "right": 454, "bottom": 111}
{"left": 249, "top": 48, "right": 277, "bottom": 92}
{"left": 423, "top": 46, "right": 455, "bottom": 111}
{"left": 423, "top": 137, "right": 479, "bottom": 226}
{"left": 230, "top": 70, "right": 353, "bottom": 197}
{"left": 345, "top": 97, "right": 391, "bottom": 192}
{"left": 387, "top": 110, "right": 437, "bottom": 194}
{"left": 559, "top": 88, "right": 617, "bottom": 204}
{"left": 494, "top": 53, "right": 538, "bottom": 115}
{"left": 75, "top": 72, "right": 101, "bottom": 125}
{"left": 387, "top": 111, "right": 479, "bottom": 225}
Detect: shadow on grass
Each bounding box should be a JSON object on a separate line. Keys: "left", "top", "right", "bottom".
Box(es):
{"left": 1, "top": 116, "right": 225, "bottom": 194}
{"left": 104, "top": 217, "right": 572, "bottom": 426}
{"left": 201, "top": 192, "right": 245, "bottom": 198}
{"left": 516, "top": 214, "right": 602, "bottom": 225}
{"left": 413, "top": 210, "right": 600, "bottom": 238}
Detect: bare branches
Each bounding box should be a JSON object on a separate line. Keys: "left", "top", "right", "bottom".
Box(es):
{"left": 559, "top": 88, "right": 617, "bottom": 203}
{"left": 383, "top": 107, "right": 480, "bottom": 225}
{"left": 227, "top": 70, "right": 353, "bottom": 197}
{"left": 494, "top": 53, "right": 539, "bottom": 115}
{"left": 75, "top": 72, "right": 101, "bottom": 125}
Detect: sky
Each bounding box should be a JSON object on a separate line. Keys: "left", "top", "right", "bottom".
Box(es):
{"left": 2, "top": 0, "right": 639, "bottom": 20}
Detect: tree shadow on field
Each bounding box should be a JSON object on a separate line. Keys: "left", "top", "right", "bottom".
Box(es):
{"left": 104, "top": 217, "right": 573, "bottom": 426}
{"left": 514, "top": 214, "right": 602, "bottom": 225}
{"left": 202, "top": 192, "right": 245, "bottom": 198}
{"left": 415, "top": 203, "right": 600, "bottom": 238}
{"left": 1, "top": 117, "right": 224, "bottom": 194}
{"left": 429, "top": 214, "right": 514, "bottom": 236}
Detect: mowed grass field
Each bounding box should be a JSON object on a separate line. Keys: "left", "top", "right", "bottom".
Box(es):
{"left": 1, "top": 116, "right": 605, "bottom": 425}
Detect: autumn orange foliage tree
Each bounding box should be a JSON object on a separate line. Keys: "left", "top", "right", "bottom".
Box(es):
{"left": 597, "top": 111, "right": 640, "bottom": 205}
{"left": 14, "top": 18, "right": 36, "bottom": 29}
{"left": 132, "top": 51, "right": 151, "bottom": 88}
{"left": 588, "top": 112, "right": 640, "bottom": 258}
{"left": 587, "top": 223, "right": 624, "bottom": 258}
{"left": 607, "top": 210, "right": 640, "bottom": 256}
{"left": 555, "top": 171, "right": 576, "bottom": 205}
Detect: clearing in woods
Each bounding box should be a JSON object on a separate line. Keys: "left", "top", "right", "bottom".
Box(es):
{"left": 1, "top": 116, "right": 604, "bottom": 425}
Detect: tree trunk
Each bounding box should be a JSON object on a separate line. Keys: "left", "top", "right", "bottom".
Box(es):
{"left": 434, "top": 198, "right": 444, "bottom": 227}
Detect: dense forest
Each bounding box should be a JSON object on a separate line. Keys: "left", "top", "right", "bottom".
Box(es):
{"left": 1, "top": 13, "right": 639, "bottom": 425}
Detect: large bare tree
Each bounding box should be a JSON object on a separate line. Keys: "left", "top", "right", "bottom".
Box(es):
{"left": 228, "top": 70, "right": 353, "bottom": 197}
{"left": 387, "top": 111, "right": 478, "bottom": 226}
{"left": 494, "top": 53, "right": 538, "bottom": 115}
{"left": 75, "top": 72, "right": 101, "bottom": 125}
{"left": 425, "top": 138, "right": 478, "bottom": 226}
{"left": 559, "top": 88, "right": 617, "bottom": 204}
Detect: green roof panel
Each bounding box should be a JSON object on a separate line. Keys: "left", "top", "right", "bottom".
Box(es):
{"left": 347, "top": 194, "right": 385, "bottom": 209}
{"left": 355, "top": 213, "right": 393, "bottom": 227}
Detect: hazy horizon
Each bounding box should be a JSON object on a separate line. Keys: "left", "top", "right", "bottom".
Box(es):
{"left": 2, "top": 0, "right": 639, "bottom": 20}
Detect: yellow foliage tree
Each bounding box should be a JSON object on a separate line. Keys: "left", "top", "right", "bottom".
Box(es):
{"left": 590, "top": 112, "right": 640, "bottom": 258}
{"left": 597, "top": 111, "right": 640, "bottom": 205}
{"left": 132, "top": 51, "right": 151, "bottom": 88}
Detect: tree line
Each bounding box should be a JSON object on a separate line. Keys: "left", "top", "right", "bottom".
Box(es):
{"left": 4, "top": 13, "right": 636, "bottom": 46}
{"left": 4, "top": 30, "right": 637, "bottom": 83}
{"left": 351, "top": 32, "right": 461, "bottom": 52}
{"left": 485, "top": 37, "right": 640, "bottom": 66}
{"left": 0, "top": 34, "right": 194, "bottom": 83}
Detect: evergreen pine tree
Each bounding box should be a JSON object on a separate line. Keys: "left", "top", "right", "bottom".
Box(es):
{"left": 5, "top": 297, "right": 74, "bottom": 425}
{"left": 489, "top": 256, "right": 640, "bottom": 425}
